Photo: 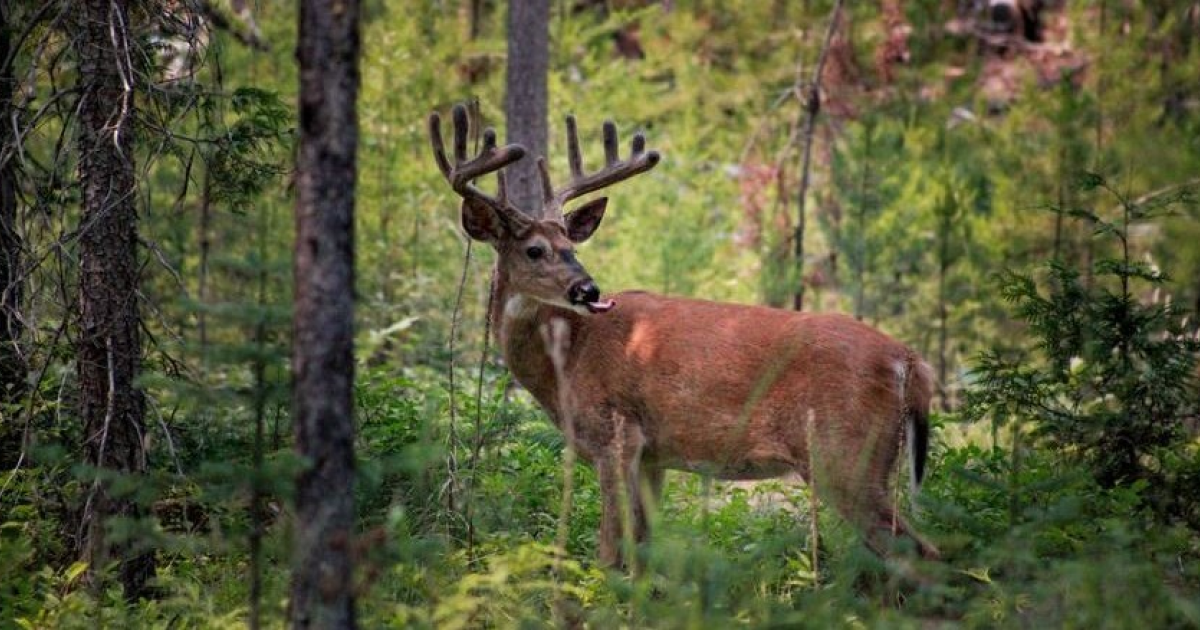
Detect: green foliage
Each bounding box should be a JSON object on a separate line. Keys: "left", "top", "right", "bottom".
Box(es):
{"left": 919, "top": 440, "right": 1200, "bottom": 628}
{"left": 966, "top": 178, "right": 1200, "bottom": 523}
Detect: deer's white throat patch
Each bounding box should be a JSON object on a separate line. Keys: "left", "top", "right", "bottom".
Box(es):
{"left": 503, "top": 294, "right": 536, "bottom": 320}
{"left": 506, "top": 293, "right": 592, "bottom": 318}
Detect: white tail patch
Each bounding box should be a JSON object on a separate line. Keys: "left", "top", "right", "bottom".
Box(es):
{"left": 907, "top": 413, "right": 920, "bottom": 512}
{"left": 895, "top": 358, "right": 921, "bottom": 512}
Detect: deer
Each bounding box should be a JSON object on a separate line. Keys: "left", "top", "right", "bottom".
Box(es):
{"left": 428, "top": 103, "right": 940, "bottom": 567}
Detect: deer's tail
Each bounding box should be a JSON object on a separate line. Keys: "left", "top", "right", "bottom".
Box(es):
{"left": 902, "top": 354, "right": 934, "bottom": 505}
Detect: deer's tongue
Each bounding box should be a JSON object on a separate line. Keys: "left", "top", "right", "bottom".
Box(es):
{"left": 585, "top": 299, "right": 615, "bottom": 314}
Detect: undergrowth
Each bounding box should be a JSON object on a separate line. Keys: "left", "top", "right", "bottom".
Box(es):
{"left": 5, "top": 358, "right": 1199, "bottom": 628}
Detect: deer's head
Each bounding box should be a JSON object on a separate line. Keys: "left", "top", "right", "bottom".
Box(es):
{"left": 430, "top": 104, "right": 659, "bottom": 314}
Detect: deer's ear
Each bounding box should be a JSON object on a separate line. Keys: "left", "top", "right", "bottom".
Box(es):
{"left": 564, "top": 197, "right": 607, "bottom": 243}
{"left": 461, "top": 198, "right": 504, "bottom": 242}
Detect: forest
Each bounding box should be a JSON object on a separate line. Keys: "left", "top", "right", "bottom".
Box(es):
{"left": 2, "top": 0, "right": 1200, "bottom": 627}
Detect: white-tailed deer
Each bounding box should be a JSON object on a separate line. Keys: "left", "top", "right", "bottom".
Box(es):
{"left": 429, "top": 104, "right": 939, "bottom": 566}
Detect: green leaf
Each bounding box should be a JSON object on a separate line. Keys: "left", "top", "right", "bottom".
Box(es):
{"left": 1076, "top": 171, "right": 1106, "bottom": 191}
{"left": 960, "top": 566, "right": 993, "bottom": 584}
{"left": 64, "top": 560, "right": 88, "bottom": 585}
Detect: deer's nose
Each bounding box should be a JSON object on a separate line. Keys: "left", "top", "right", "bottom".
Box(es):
{"left": 568, "top": 280, "right": 601, "bottom": 305}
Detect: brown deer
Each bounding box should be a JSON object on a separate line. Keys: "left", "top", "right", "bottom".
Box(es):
{"left": 429, "top": 104, "right": 939, "bottom": 566}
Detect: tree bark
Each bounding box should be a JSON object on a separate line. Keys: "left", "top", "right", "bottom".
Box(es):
{"left": 197, "top": 168, "right": 212, "bottom": 354}
{"left": 73, "top": 0, "right": 155, "bottom": 599}
{"left": 249, "top": 262, "right": 268, "bottom": 630}
{"left": 290, "top": 0, "right": 361, "bottom": 627}
{"left": 505, "top": 0, "right": 550, "bottom": 216}
{"left": 0, "top": 2, "right": 24, "bottom": 409}
{"left": 469, "top": 0, "right": 485, "bottom": 40}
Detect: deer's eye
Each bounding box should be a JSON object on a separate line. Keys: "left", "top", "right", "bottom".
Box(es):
{"left": 525, "top": 245, "right": 545, "bottom": 260}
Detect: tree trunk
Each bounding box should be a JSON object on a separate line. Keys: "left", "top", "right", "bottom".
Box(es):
{"left": 505, "top": 0, "right": 550, "bottom": 216}
{"left": 290, "top": 0, "right": 361, "bottom": 627}
{"left": 469, "top": 0, "right": 485, "bottom": 40}
{"left": 73, "top": 0, "right": 155, "bottom": 599}
{"left": 197, "top": 168, "right": 212, "bottom": 354}
{"left": 249, "top": 261, "right": 268, "bottom": 630}
{"left": 0, "top": 3, "right": 24, "bottom": 409}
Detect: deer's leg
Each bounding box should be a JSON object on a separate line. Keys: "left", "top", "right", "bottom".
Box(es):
{"left": 866, "top": 498, "right": 940, "bottom": 560}
{"left": 834, "top": 480, "right": 939, "bottom": 560}
{"left": 618, "top": 422, "right": 649, "bottom": 548}
{"left": 635, "top": 464, "right": 664, "bottom": 544}
{"left": 595, "top": 458, "right": 623, "bottom": 568}
{"left": 594, "top": 413, "right": 650, "bottom": 569}
{"left": 807, "top": 411, "right": 940, "bottom": 559}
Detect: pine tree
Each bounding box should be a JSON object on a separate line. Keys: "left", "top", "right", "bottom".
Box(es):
{"left": 0, "top": 2, "right": 24, "bottom": 418}
{"left": 73, "top": 0, "right": 156, "bottom": 599}
{"left": 967, "top": 175, "right": 1200, "bottom": 524}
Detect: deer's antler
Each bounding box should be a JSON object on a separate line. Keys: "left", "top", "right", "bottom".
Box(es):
{"left": 539, "top": 115, "right": 661, "bottom": 218}
{"left": 429, "top": 103, "right": 530, "bottom": 228}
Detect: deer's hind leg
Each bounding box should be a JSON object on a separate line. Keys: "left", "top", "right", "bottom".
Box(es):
{"left": 864, "top": 495, "right": 940, "bottom": 560}
{"left": 806, "top": 416, "right": 937, "bottom": 559}
{"left": 819, "top": 455, "right": 939, "bottom": 560}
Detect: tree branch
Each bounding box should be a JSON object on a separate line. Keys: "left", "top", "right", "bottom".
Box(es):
{"left": 197, "top": 0, "right": 270, "bottom": 52}
{"left": 792, "top": 0, "right": 844, "bottom": 311}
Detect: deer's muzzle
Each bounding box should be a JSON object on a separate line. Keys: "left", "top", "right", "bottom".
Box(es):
{"left": 568, "top": 280, "right": 615, "bottom": 314}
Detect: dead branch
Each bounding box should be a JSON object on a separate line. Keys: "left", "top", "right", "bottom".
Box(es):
{"left": 197, "top": 0, "right": 270, "bottom": 52}
{"left": 792, "top": 0, "right": 844, "bottom": 311}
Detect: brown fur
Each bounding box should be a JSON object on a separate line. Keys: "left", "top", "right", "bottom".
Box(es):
{"left": 487, "top": 219, "right": 939, "bottom": 566}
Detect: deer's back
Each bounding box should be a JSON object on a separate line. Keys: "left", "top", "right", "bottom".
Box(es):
{"left": 568, "top": 291, "right": 918, "bottom": 472}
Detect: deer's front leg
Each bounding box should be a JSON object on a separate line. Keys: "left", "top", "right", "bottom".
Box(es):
{"left": 595, "top": 458, "right": 623, "bottom": 568}
{"left": 591, "top": 413, "right": 648, "bottom": 569}
{"left": 594, "top": 458, "right": 646, "bottom": 568}
{"left": 635, "top": 464, "right": 664, "bottom": 545}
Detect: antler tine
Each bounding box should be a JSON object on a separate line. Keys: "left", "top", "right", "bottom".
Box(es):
{"left": 428, "top": 112, "right": 452, "bottom": 179}
{"left": 452, "top": 104, "right": 469, "bottom": 164}
{"left": 537, "top": 157, "right": 554, "bottom": 204}
{"left": 602, "top": 121, "right": 619, "bottom": 166}
{"left": 428, "top": 104, "right": 528, "bottom": 216}
{"left": 485, "top": 128, "right": 510, "bottom": 205}
{"left": 547, "top": 117, "right": 661, "bottom": 214}
{"left": 566, "top": 115, "right": 583, "bottom": 179}
{"left": 631, "top": 132, "right": 646, "bottom": 156}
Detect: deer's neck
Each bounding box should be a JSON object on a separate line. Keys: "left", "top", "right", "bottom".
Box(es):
{"left": 490, "top": 266, "right": 578, "bottom": 417}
